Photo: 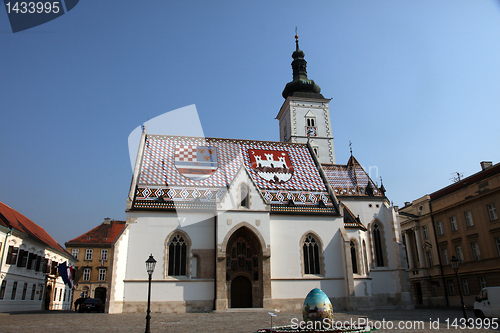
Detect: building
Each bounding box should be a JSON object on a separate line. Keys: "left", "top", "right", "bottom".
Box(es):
{"left": 399, "top": 161, "right": 500, "bottom": 307}
{"left": 65, "top": 218, "right": 126, "bottom": 312}
{"left": 108, "top": 36, "right": 411, "bottom": 313}
{"left": 0, "top": 202, "right": 76, "bottom": 312}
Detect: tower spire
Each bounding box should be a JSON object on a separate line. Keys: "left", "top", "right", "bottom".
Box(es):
{"left": 282, "top": 32, "right": 323, "bottom": 99}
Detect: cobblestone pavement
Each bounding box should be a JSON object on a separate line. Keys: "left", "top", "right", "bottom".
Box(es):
{"left": 1, "top": 308, "right": 499, "bottom": 333}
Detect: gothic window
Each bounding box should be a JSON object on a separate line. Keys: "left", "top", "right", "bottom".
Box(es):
{"left": 240, "top": 184, "right": 249, "bottom": 208}
{"left": 373, "top": 223, "right": 385, "bottom": 267}
{"left": 167, "top": 233, "right": 188, "bottom": 276}
{"left": 350, "top": 240, "right": 359, "bottom": 274}
{"left": 303, "top": 234, "right": 321, "bottom": 275}
{"left": 362, "top": 240, "right": 368, "bottom": 274}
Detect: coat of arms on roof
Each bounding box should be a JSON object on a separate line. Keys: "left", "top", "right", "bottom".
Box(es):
{"left": 248, "top": 149, "right": 294, "bottom": 184}
{"left": 174, "top": 145, "right": 218, "bottom": 180}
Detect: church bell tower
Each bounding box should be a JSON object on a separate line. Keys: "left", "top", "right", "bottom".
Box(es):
{"left": 276, "top": 34, "right": 336, "bottom": 164}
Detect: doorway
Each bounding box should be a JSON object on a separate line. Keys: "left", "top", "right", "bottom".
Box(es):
{"left": 231, "top": 276, "right": 253, "bottom": 308}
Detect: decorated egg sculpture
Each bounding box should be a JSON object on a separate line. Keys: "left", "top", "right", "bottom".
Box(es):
{"left": 303, "top": 288, "right": 334, "bottom": 323}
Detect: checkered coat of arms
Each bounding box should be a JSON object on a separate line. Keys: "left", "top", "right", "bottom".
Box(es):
{"left": 174, "top": 145, "right": 218, "bottom": 180}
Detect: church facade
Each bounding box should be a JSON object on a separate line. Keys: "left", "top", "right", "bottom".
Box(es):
{"left": 108, "top": 37, "right": 411, "bottom": 313}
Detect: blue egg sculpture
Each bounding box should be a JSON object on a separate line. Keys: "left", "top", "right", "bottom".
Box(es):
{"left": 303, "top": 288, "right": 334, "bottom": 323}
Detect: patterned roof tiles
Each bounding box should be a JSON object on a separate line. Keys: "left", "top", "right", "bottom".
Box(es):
{"left": 133, "top": 135, "right": 336, "bottom": 212}
{"left": 322, "top": 156, "right": 383, "bottom": 197}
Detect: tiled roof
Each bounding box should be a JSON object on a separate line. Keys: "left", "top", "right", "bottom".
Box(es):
{"left": 343, "top": 205, "right": 367, "bottom": 230}
{"left": 65, "top": 220, "right": 126, "bottom": 246}
{"left": 0, "top": 201, "right": 68, "bottom": 254}
{"left": 133, "top": 135, "right": 337, "bottom": 214}
{"left": 322, "top": 156, "right": 383, "bottom": 197}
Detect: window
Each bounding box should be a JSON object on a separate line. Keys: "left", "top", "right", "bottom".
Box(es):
{"left": 72, "top": 249, "right": 79, "bottom": 259}
{"left": 100, "top": 249, "right": 108, "bottom": 261}
{"left": 168, "top": 233, "right": 188, "bottom": 276}
{"left": 54, "top": 288, "right": 57, "bottom": 301}
{"left": 6, "top": 246, "right": 18, "bottom": 265}
{"left": 487, "top": 203, "right": 498, "bottom": 221}
{"left": 240, "top": 184, "right": 249, "bottom": 208}
{"left": 441, "top": 248, "right": 449, "bottom": 265}
{"left": 0, "top": 280, "right": 6, "bottom": 299}
{"left": 471, "top": 242, "right": 481, "bottom": 261}
{"left": 426, "top": 251, "right": 433, "bottom": 267}
{"left": 437, "top": 221, "right": 444, "bottom": 235}
{"left": 82, "top": 288, "right": 89, "bottom": 298}
{"left": 59, "top": 289, "right": 62, "bottom": 301}
{"left": 350, "top": 241, "right": 358, "bottom": 274}
{"left": 17, "top": 250, "right": 28, "bottom": 267}
{"left": 38, "top": 285, "right": 43, "bottom": 300}
{"left": 22, "top": 282, "right": 28, "bottom": 300}
{"left": 422, "top": 225, "right": 429, "bottom": 239}
{"left": 30, "top": 284, "right": 36, "bottom": 300}
{"left": 462, "top": 279, "right": 470, "bottom": 295}
{"left": 431, "top": 282, "right": 438, "bottom": 297}
{"left": 85, "top": 249, "right": 93, "bottom": 260}
{"left": 496, "top": 237, "right": 500, "bottom": 256}
{"left": 63, "top": 289, "right": 66, "bottom": 302}
{"left": 83, "top": 268, "right": 91, "bottom": 281}
{"left": 455, "top": 245, "right": 464, "bottom": 263}
{"left": 373, "top": 224, "right": 385, "bottom": 267}
{"left": 479, "top": 276, "right": 487, "bottom": 289}
{"left": 11, "top": 281, "right": 17, "bottom": 300}
{"left": 450, "top": 216, "right": 458, "bottom": 231}
{"left": 447, "top": 280, "right": 455, "bottom": 296}
{"left": 306, "top": 117, "right": 316, "bottom": 127}
{"left": 98, "top": 268, "right": 106, "bottom": 281}
{"left": 464, "top": 211, "right": 474, "bottom": 227}
{"left": 303, "top": 234, "right": 321, "bottom": 274}
{"left": 27, "top": 253, "right": 36, "bottom": 270}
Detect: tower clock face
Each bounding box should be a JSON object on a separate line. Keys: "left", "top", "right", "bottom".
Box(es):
{"left": 306, "top": 126, "right": 317, "bottom": 137}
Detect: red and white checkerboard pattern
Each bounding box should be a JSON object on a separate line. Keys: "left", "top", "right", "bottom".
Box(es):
{"left": 174, "top": 145, "right": 197, "bottom": 162}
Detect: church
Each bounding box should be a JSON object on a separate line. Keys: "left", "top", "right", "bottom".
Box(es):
{"left": 108, "top": 36, "right": 412, "bottom": 313}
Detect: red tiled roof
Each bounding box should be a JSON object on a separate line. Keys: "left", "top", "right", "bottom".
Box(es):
{"left": 65, "top": 220, "right": 126, "bottom": 246}
{"left": 0, "top": 201, "right": 68, "bottom": 254}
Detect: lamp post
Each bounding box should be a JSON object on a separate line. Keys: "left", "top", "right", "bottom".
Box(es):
{"left": 450, "top": 255, "right": 468, "bottom": 319}
{"left": 145, "top": 254, "right": 157, "bottom": 333}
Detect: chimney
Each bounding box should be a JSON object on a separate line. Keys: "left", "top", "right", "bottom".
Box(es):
{"left": 480, "top": 161, "right": 493, "bottom": 171}
{"left": 103, "top": 217, "right": 111, "bottom": 224}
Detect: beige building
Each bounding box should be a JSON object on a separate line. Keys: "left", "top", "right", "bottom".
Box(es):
{"left": 399, "top": 161, "right": 500, "bottom": 307}
{"left": 65, "top": 218, "right": 126, "bottom": 312}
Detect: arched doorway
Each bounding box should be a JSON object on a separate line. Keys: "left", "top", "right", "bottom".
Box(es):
{"left": 226, "top": 228, "right": 262, "bottom": 308}
{"left": 231, "top": 276, "right": 252, "bottom": 308}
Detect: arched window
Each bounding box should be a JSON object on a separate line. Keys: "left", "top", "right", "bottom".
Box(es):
{"left": 373, "top": 224, "right": 384, "bottom": 267}
{"left": 350, "top": 240, "right": 358, "bottom": 274}
{"left": 240, "top": 184, "right": 249, "bottom": 208}
{"left": 303, "top": 234, "right": 321, "bottom": 274}
{"left": 167, "top": 233, "right": 188, "bottom": 276}
{"left": 362, "top": 240, "right": 368, "bottom": 274}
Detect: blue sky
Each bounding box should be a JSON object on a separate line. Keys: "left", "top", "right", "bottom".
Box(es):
{"left": 1, "top": 1, "right": 500, "bottom": 245}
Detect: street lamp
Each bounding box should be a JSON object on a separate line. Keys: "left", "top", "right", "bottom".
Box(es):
{"left": 145, "top": 254, "right": 157, "bottom": 333}
{"left": 450, "top": 255, "right": 468, "bottom": 319}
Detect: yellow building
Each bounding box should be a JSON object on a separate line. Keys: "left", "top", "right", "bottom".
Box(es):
{"left": 65, "top": 218, "right": 126, "bottom": 312}
{"left": 399, "top": 161, "right": 500, "bottom": 307}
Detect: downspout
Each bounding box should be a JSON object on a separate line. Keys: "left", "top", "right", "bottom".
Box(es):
{"left": 429, "top": 202, "right": 449, "bottom": 306}
{"left": 214, "top": 213, "right": 218, "bottom": 310}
